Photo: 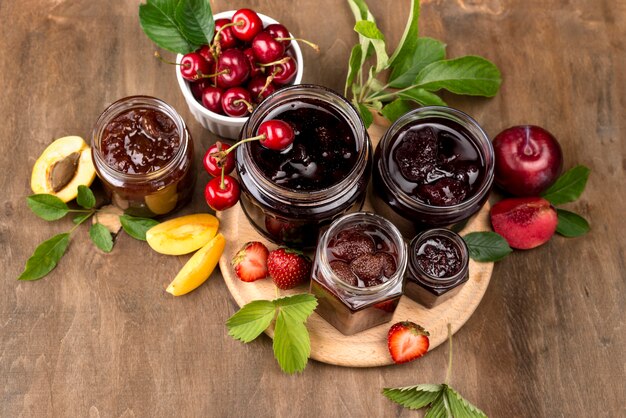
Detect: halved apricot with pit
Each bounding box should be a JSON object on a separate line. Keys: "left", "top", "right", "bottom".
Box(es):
{"left": 146, "top": 213, "right": 219, "bottom": 255}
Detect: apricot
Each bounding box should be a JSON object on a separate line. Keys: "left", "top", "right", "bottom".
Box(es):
{"left": 146, "top": 213, "right": 219, "bottom": 255}
{"left": 166, "top": 233, "right": 225, "bottom": 296}
{"left": 31, "top": 136, "right": 96, "bottom": 202}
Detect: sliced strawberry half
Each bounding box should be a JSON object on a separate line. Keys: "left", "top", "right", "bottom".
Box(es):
{"left": 232, "top": 241, "right": 269, "bottom": 282}
{"left": 387, "top": 321, "right": 430, "bottom": 364}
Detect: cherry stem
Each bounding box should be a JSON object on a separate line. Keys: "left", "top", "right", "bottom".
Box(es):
{"left": 445, "top": 323, "right": 453, "bottom": 384}
{"left": 258, "top": 72, "right": 278, "bottom": 99}
{"left": 154, "top": 51, "right": 189, "bottom": 68}
{"left": 233, "top": 99, "right": 254, "bottom": 113}
{"left": 275, "top": 37, "right": 320, "bottom": 53}
{"left": 212, "top": 21, "right": 244, "bottom": 49}
{"left": 195, "top": 68, "right": 229, "bottom": 80}
{"left": 258, "top": 56, "right": 292, "bottom": 68}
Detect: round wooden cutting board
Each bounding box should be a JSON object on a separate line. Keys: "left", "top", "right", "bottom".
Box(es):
{"left": 217, "top": 124, "right": 494, "bottom": 367}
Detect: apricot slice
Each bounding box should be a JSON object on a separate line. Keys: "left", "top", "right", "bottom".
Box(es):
{"left": 146, "top": 213, "right": 219, "bottom": 255}
{"left": 166, "top": 233, "right": 226, "bottom": 296}
{"left": 31, "top": 136, "right": 96, "bottom": 202}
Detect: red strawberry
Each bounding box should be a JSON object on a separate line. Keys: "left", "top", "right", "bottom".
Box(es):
{"left": 232, "top": 241, "right": 269, "bottom": 282}
{"left": 267, "top": 247, "right": 312, "bottom": 290}
{"left": 387, "top": 321, "right": 430, "bottom": 364}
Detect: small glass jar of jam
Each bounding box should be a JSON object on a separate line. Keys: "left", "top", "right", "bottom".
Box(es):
{"left": 91, "top": 96, "right": 196, "bottom": 217}
{"left": 236, "top": 85, "right": 372, "bottom": 248}
{"left": 404, "top": 228, "right": 469, "bottom": 308}
{"left": 372, "top": 106, "right": 494, "bottom": 238}
{"left": 310, "top": 212, "right": 407, "bottom": 335}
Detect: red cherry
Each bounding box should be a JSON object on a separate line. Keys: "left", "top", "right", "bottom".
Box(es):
{"left": 258, "top": 120, "right": 295, "bottom": 151}
{"left": 252, "top": 32, "right": 285, "bottom": 64}
{"left": 179, "top": 52, "right": 212, "bottom": 81}
{"left": 248, "top": 75, "right": 276, "bottom": 103}
{"left": 190, "top": 79, "right": 211, "bottom": 101}
{"left": 203, "top": 142, "right": 235, "bottom": 177}
{"left": 231, "top": 9, "right": 263, "bottom": 42}
{"left": 269, "top": 56, "right": 297, "bottom": 85}
{"left": 197, "top": 45, "right": 216, "bottom": 63}
{"left": 204, "top": 175, "right": 240, "bottom": 211}
{"left": 243, "top": 47, "right": 263, "bottom": 78}
{"left": 221, "top": 87, "right": 253, "bottom": 117}
{"left": 216, "top": 49, "right": 250, "bottom": 88}
{"left": 264, "top": 23, "right": 291, "bottom": 48}
{"left": 214, "top": 18, "right": 238, "bottom": 49}
{"left": 201, "top": 86, "right": 224, "bottom": 114}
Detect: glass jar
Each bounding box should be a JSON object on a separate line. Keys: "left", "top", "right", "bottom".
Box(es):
{"left": 236, "top": 84, "right": 372, "bottom": 248}
{"left": 371, "top": 106, "right": 494, "bottom": 238}
{"left": 404, "top": 228, "right": 469, "bottom": 308}
{"left": 310, "top": 212, "right": 407, "bottom": 335}
{"left": 92, "top": 96, "right": 196, "bottom": 217}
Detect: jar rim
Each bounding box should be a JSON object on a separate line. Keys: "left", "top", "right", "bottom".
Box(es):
{"left": 237, "top": 84, "right": 370, "bottom": 204}
{"left": 378, "top": 106, "right": 494, "bottom": 214}
{"left": 91, "top": 95, "right": 189, "bottom": 183}
{"left": 316, "top": 211, "right": 408, "bottom": 296}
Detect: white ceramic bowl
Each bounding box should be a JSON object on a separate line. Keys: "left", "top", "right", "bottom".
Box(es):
{"left": 176, "top": 11, "right": 304, "bottom": 139}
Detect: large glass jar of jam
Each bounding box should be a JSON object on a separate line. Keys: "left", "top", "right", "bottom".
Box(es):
{"left": 236, "top": 85, "right": 372, "bottom": 248}
{"left": 405, "top": 228, "right": 469, "bottom": 308}
{"left": 310, "top": 212, "right": 407, "bottom": 335}
{"left": 92, "top": 96, "right": 196, "bottom": 217}
{"left": 372, "top": 106, "right": 494, "bottom": 238}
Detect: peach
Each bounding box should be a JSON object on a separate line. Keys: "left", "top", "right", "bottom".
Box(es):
{"left": 146, "top": 214, "right": 219, "bottom": 255}
{"left": 490, "top": 197, "right": 557, "bottom": 249}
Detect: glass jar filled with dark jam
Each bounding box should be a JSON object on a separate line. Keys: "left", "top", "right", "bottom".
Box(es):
{"left": 372, "top": 106, "right": 494, "bottom": 238}
{"left": 310, "top": 212, "right": 407, "bottom": 335}
{"left": 236, "top": 85, "right": 371, "bottom": 248}
{"left": 405, "top": 228, "right": 469, "bottom": 308}
{"left": 92, "top": 96, "right": 196, "bottom": 217}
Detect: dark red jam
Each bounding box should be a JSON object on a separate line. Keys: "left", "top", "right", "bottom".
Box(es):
{"left": 249, "top": 98, "right": 359, "bottom": 191}
{"left": 415, "top": 236, "right": 462, "bottom": 278}
{"left": 101, "top": 108, "right": 181, "bottom": 174}
{"left": 389, "top": 121, "right": 485, "bottom": 206}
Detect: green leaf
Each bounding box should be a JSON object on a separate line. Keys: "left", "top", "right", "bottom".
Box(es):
{"left": 354, "top": 21, "right": 388, "bottom": 72}
{"left": 380, "top": 99, "right": 414, "bottom": 123}
{"left": 463, "top": 231, "right": 512, "bottom": 262}
{"left": 541, "top": 165, "right": 590, "bottom": 206}
{"left": 357, "top": 103, "right": 373, "bottom": 128}
{"left": 76, "top": 185, "right": 96, "bottom": 209}
{"left": 27, "top": 194, "right": 69, "bottom": 221}
{"left": 120, "top": 215, "right": 159, "bottom": 241}
{"left": 445, "top": 385, "right": 487, "bottom": 418}
{"left": 345, "top": 44, "right": 363, "bottom": 96}
{"left": 18, "top": 233, "right": 70, "bottom": 281}
{"left": 389, "top": 37, "right": 447, "bottom": 88}
{"left": 388, "top": 0, "right": 420, "bottom": 69}
{"left": 346, "top": 0, "right": 375, "bottom": 73}
{"left": 89, "top": 223, "right": 114, "bottom": 253}
{"left": 139, "top": 0, "right": 198, "bottom": 54}
{"left": 73, "top": 213, "right": 92, "bottom": 225}
{"left": 273, "top": 310, "right": 311, "bottom": 374}
{"left": 398, "top": 87, "right": 447, "bottom": 106}
{"left": 424, "top": 390, "right": 448, "bottom": 418}
{"left": 382, "top": 384, "right": 443, "bottom": 410}
{"left": 556, "top": 209, "right": 590, "bottom": 237}
{"left": 226, "top": 300, "right": 276, "bottom": 343}
{"left": 414, "top": 56, "right": 502, "bottom": 97}
{"left": 274, "top": 294, "right": 318, "bottom": 323}
{"left": 175, "top": 0, "right": 214, "bottom": 47}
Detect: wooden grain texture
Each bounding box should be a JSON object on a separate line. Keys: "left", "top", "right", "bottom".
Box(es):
{"left": 1, "top": 0, "right": 625, "bottom": 417}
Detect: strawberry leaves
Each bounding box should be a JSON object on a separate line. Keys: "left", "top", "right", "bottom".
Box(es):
{"left": 226, "top": 293, "right": 318, "bottom": 374}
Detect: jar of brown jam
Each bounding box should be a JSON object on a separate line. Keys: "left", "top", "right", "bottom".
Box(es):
{"left": 92, "top": 96, "right": 196, "bottom": 217}
{"left": 310, "top": 212, "right": 407, "bottom": 335}
{"left": 404, "top": 228, "right": 469, "bottom": 308}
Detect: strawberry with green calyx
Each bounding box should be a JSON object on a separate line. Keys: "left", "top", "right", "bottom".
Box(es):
{"left": 267, "top": 247, "right": 312, "bottom": 290}
{"left": 387, "top": 321, "right": 430, "bottom": 364}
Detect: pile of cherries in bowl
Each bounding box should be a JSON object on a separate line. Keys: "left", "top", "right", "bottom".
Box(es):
{"left": 179, "top": 8, "right": 311, "bottom": 118}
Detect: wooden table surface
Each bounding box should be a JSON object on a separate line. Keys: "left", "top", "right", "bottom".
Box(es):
{"left": 2, "top": 1, "right": 624, "bottom": 417}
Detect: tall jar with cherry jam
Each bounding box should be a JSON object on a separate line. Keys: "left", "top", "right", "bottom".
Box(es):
{"left": 92, "top": 96, "right": 196, "bottom": 217}
{"left": 372, "top": 106, "right": 494, "bottom": 238}
{"left": 236, "top": 85, "right": 372, "bottom": 248}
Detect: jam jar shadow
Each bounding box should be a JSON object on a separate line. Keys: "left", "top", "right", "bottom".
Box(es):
{"left": 236, "top": 84, "right": 372, "bottom": 248}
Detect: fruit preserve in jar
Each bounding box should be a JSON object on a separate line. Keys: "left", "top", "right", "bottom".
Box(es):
{"left": 236, "top": 85, "right": 371, "bottom": 248}
{"left": 404, "top": 228, "right": 469, "bottom": 308}
{"left": 372, "top": 106, "right": 494, "bottom": 238}
{"left": 310, "top": 212, "right": 407, "bottom": 335}
{"left": 92, "top": 96, "right": 196, "bottom": 217}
